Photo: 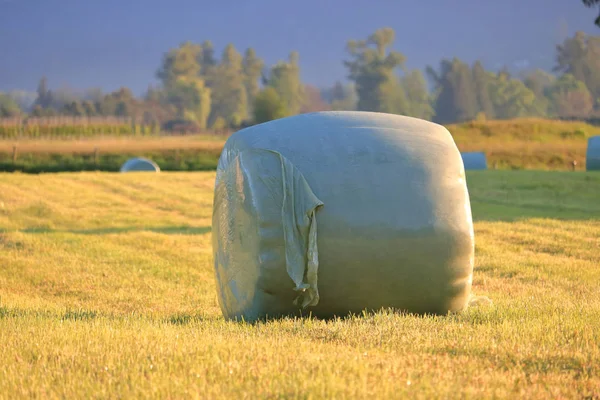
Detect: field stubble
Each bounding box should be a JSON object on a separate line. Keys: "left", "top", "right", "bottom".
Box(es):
{"left": 0, "top": 171, "right": 599, "bottom": 399}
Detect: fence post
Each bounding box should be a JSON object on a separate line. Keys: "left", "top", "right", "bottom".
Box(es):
{"left": 12, "top": 145, "right": 18, "bottom": 164}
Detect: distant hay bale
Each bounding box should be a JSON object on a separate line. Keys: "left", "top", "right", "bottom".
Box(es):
{"left": 461, "top": 152, "right": 487, "bottom": 170}
{"left": 120, "top": 157, "right": 160, "bottom": 173}
{"left": 586, "top": 136, "right": 600, "bottom": 171}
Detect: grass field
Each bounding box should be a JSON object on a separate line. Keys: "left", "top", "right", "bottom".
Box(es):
{"left": 0, "top": 171, "right": 599, "bottom": 399}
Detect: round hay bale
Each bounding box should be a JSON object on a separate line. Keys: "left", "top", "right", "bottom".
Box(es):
{"left": 586, "top": 136, "right": 600, "bottom": 171}
{"left": 461, "top": 152, "right": 487, "bottom": 170}
{"left": 120, "top": 157, "right": 160, "bottom": 173}
{"left": 213, "top": 111, "right": 474, "bottom": 321}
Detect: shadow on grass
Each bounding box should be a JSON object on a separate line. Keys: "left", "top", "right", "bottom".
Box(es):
{"left": 9, "top": 226, "right": 211, "bottom": 236}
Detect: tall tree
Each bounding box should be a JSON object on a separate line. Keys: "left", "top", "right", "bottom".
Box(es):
{"left": 167, "top": 77, "right": 211, "bottom": 128}
{"left": 321, "top": 82, "right": 358, "bottom": 111}
{"left": 523, "top": 69, "right": 555, "bottom": 116}
{"left": 472, "top": 61, "right": 495, "bottom": 119}
{"left": 0, "top": 93, "right": 22, "bottom": 117}
{"left": 488, "top": 72, "right": 543, "bottom": 119}
{"left": 523, "top": 69, "right": 556, "bottom": 98}
{"left": 34, "top": 76, "right": 53, "bottom": 109}
{"left": 267, "top": 52, "right": 305, "bottom": 115}
{"left": 344, "top": 28, "right": 407, "bottom": 113}
{"left": 208, "top": 44, "right": 248, "bottom": 127}
{"left": 427, "top": 58, "right": 478, "bottom": 123}
{"left": 545, "top": 73, "right": 594, "bottom": 118}
{"left": 555, "top": 32, "right": 600, "bottom": 106}
{"left": 200, "top": 40, "right": 217, "bottom": 78}
{"left": 253, "top": 87, "right": 288, "bottom": 123}
{"left": 63, "top": 101, "right": 86, "bottom": 117}
{"left": 157, "top": 42, "right": 211, "bottom": 126}
{"left": 242, "top": 48, "right": 264, "bottom": 117}
{"left": 157, "top": 42, "right": 203, "bottom": 85}
{"left": 401, "top": 69, "right": 434, "bottom": 120}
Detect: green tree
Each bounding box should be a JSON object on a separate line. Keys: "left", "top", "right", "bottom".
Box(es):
{"left": 488, "top": 71, "right": 543, "bottom": 119}
{"left": 472, "top": 61, "right": 495, "bottom": 119}
{"left": 555, "top": 32, "right": 600, "bottom": 107}
{"left": 267, "top": 52, "right": 305, "bottom": 115}
{"left": 0, "top": 93, "right": 22, "bottom": 117}
{"left": 157, "top": 42, "right": 212, "bottom": 126}
{"left": 401, "top": 70, "right": 434, "bottom": 120}
{"left": 344, "top": 28, "right": 407, "bottom": 113}
{"left": 523, "top": 69, "right": 555, "bottom": 116}
{"left": 208, "top": 44, "right": 248, "bottom": 128}
{"left": 82, "top": 101, "right": 97, "bottom": 116}
{"left": 427, "top": 58, "right": 478, "bottom": 123}
{"left": 523, "top": 69, "right": 556, "bottom": 98}
{"left": 253, "top": 87, "right": 288, "bottom": 123}
{"left": 96, "top": 88, "right": 136, "bottom": 116}
{"left": 200, "top": 40, "right": 217, "bottom": 78}
{"left": 322, "top": 82, "right": 358, "bottom": 111}
{"left": 243, "top": 48, "right": 264, "bottom": 116}
{"left": 34, "top": 76, "right": 52, "bottom": 109}
{"left": 63, "top": 101, "right": 86, "bottom": 116}
{"left": 167, "top": 77, "right": 211, "bottom": 128}
{"left": 545, "top": 73, "right": 594, "bottom": 118}
{"left": 157, "top": 42, "right": 203, "bottom": 85}
{"left": 583, "top": 0, "right": 600, "bottom": 26}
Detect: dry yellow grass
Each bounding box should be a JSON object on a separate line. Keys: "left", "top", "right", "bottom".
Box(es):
{"left": 0, "top": 134, "right": 227, "bottom": 155}
{"left": 0, "top": 171, "right": 599, "bottom": 398}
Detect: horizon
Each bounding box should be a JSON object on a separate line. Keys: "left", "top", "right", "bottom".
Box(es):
{"left": 0, "top": 0, "right": 598, "bottom": 95}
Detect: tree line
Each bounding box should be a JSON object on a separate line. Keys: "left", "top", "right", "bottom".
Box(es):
{"left": 1, "top": 28, "right": 599, "bottom": 130}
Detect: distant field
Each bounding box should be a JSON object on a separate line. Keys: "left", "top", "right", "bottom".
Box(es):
{"left": 0, "top": 171, "right": 598, "bottom": 398}
{"left": 0, "top": 117, "right": 597, "bottom": 172}
{"left": 450, "top": 118, "right": 596, "bottom": 170}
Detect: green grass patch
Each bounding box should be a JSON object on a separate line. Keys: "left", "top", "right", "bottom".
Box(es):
{"left": 0, "top": 149, "right": 221, "bottom": 173}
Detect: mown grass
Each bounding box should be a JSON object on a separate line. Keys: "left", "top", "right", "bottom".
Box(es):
{"left": 0, "top": 118, "right": 598, "bottom": 172}
{"left": 0, "top": 171, "right": 599, "bottom": 399}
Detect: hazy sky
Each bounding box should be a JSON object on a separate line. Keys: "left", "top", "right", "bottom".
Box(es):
{"left": 0, "top": 0, "right": 597, "bottom": 95}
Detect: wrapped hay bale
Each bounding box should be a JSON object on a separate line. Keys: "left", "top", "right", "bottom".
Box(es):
{"left": 461, "top": 152, "right": 487, "bottom": 170}
{"left": 212, "top": 111, "right": 475, "bottom": 321}
{"left": 120, "top": 157, "right": 160, "bottom": 173}
{"left": 586, "top": 136, "right": 600, "bottom": 171}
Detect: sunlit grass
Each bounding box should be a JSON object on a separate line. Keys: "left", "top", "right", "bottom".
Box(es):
{"left": 0, "top": 171, "right": 599, "bottom": 399}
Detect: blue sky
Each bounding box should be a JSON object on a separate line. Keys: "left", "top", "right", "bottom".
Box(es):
{"left": 0, "top": 0, "right": 597, "bottom": 95}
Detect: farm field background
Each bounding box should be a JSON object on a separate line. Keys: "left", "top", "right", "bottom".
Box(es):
{"left": 0, "top": 117, "right": 598, "bottom": 172}
{"left": 0, "top": 171, "right": 599, "bottom": 398}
